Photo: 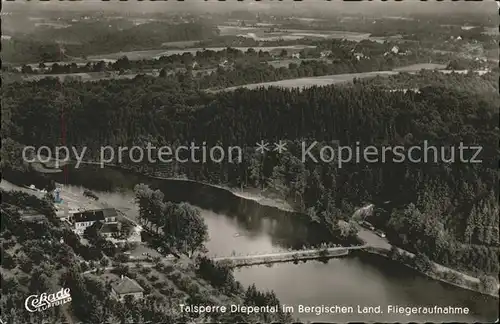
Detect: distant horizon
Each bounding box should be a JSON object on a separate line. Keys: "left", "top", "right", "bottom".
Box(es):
{"left": 2, "top": 0, "right": 498, "bottom": 17}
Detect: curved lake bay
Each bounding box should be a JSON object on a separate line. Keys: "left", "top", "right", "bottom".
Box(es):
{"left": 53, "top": 166, "right": 499, "bottom": 323}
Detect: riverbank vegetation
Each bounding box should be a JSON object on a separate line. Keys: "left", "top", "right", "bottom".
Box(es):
{"left": 367, "top": 246, "right": 498, "bottom": 297}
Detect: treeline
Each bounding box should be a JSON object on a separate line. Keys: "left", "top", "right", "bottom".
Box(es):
{"left": 14, "top": 48, "right": 277, "bottom": 75}
{"left": 2, "top": 72, "right": 499, "bottom": 276}
{"left": 387, "top": 246, "right": 498, "bottom": 295}
{"left": 362, "top": 70, "right": 499, "bottom": 95}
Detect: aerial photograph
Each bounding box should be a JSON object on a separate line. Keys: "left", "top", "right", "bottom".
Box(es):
{"left": 0, "top": 0, "right": 499, "bottom": 323}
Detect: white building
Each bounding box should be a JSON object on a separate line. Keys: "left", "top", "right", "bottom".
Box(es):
{"left": 353, "top": 52, "right": 367, "bottom": 60}
{"left": 71, "top": 208, "right": 118, "bottom": 235}
{"left": 320, "top": 50, "right": 332, "bottom": 58}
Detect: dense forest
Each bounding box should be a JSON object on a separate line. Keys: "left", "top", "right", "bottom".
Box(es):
{"left": 2, "top": 65, "right": 499, "bottom": 278}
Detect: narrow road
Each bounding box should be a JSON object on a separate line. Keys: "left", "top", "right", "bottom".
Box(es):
{"left": 213, "top": 245, "right": 366, "bottom": 262}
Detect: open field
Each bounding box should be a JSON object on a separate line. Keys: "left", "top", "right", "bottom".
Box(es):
{"left": 482, "top": 27, "right": 499, "bottom": 35}
{"left": 267, "top": 58, "right": 332, "bottom": 68}
{"left": 393, "top": 63, "right": 447, "bottom": 71}
{"left": 16, "top": 68, "right": 214, "bottom": 82}
{"left": 160, "top": 40, "right": 202, "bottom": 48}
{"left": 215, "top": 71, "right": 399, "bottom": 92}
{"left": 218, "top": 25, "right": 372, "bottom": 42}
{"left": 20, "top": 72, "right": 144, "bottom": 82}
{"left": 216, "top": 64, "right": 450, "bottom": 92}
{"left": 217, "top": 25, "right": 406, "bottom": 43}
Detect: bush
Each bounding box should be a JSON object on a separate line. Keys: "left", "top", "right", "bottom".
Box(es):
{"left": 478, "top": 275, "right": 498, "bottom": 294}
{"left": 187, "top": 282, "right": 201, "bottom": 295}
{"left": 160, "top": 287, "right": 175, "bottom": 296}
{"left": 318, "top": 248, "right": 329, "bottom": 258}
{"left": 19, "top": 258, "right": 34, "bottom": 273}
{"left": 79, "top": 261, "right": 89, "bottom": 272}
{"left": 168, "top": 270, "right": 182, "bottom": 282}
{"left": 413, "top": 252, "right": 434, "bottom": 274}
{"left": 100, "top": 258, "right": 109, "bottom": 267}
{"left": 153, "top": 281, "right": 166, "bottom": 289}
{"left": 1, "top": 251, "right": 17, "bottom": 269}
{"left": 114, "top": 253, "right": 129, "bottom": 263}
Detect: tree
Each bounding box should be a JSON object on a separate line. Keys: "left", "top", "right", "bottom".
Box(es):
{"left": 1, "top": 248, "right": 17, "bottom": 269}
{"left": 99, "top": 257, "right": 109, "bottom": 267}
{"left": 84, "top": 221, "right": 103, "bottom": 243}
{"left": 478, "top": 275, "right": 497, "bottom": 294}
{"left": 21, "top": 65, "right": 33, "bottom": 74}
{"left": 120, "top": 221, "right": 134, "bottom": 238}
{"left": 134, "top": 184, "right": 165, "bottom": 231}
{"left": 167, "top": 203, "right": 208, "bottom": 257}
{"left": 389, "top": 246, "right": 401, "bottom": 261}
{"left": 114, "top": 56, "right": 131, "bottom": 70}
{"left": 413, "top": 252, "right": 435, "bottom": 274}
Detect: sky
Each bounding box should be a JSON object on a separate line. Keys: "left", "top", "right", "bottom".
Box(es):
{"left": 3, "top": 0, "right": 498, "bottom": 16}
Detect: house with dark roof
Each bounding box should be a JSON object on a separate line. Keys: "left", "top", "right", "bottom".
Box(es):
{"left": 111, "top": 276, "right": 144, "bottom": 301}
{"left": 71, "top": 208, "right": 118, "bottom": 235}
{"left": 98, "top": 222, "right": 120, "bottom": 238}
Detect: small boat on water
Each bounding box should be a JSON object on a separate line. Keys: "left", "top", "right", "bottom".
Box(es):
{"left": 233, "top": 233, "right": 241, "bottom": 237}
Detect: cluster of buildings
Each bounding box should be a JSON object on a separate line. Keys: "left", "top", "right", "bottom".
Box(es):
{"left": 57, "top": 205, "right": 146, "bottom": 300}
{"left": 383, "top": 45, "right": 411, "bottom": 57}
{"left": 55, "top": 204, "right": 141, "bottom": 242}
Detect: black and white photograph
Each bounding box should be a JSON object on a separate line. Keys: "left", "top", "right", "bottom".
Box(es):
{"left": 1, "top": 0, "right": 499, "bottom": 323}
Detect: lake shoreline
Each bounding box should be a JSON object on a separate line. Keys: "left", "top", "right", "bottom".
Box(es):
{"left": 25, "top": 161, "right": 500, "bottom": 299}
{"left": 359, "top": 248, "right": 499, "bottom": 299}
{"left": 155, "top": 175, "right": 498, "bottom": 299}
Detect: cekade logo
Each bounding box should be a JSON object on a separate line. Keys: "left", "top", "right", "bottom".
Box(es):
{"left": 24, "top": 288, "right": 72, "bottom": 312}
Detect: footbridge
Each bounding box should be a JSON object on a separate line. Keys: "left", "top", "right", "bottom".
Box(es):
{"left": 212, "top": 245, "right": 367, "bottom": 267}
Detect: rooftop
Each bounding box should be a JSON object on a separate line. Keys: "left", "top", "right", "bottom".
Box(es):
{"left": 99, "top": 222, "right": 120, "bottom": 234}
{"left": 111, "top": 276, "right": 144, "bottom": 295}
{"left": 73, "top": 210, "right": 105, "bottom": 223}
{"left": 73, "top": 208, "right": 118, "bottom": 223}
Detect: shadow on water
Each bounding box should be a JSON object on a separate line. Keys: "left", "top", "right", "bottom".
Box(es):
{"left": 48, "top": 165, "right": 499, "bottom": 322}
{"left": 50, "top": 165, "right": 354, "bottom": 249}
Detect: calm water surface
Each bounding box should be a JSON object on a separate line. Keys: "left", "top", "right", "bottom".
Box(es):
{"left": 51, "top": 167, "right": 499, "bottom": 323}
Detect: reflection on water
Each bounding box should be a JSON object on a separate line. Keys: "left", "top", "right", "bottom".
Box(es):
{"left": 51, "top": 166, "right": 498, "bottom": 323}
{"left": 234, "top": 256, "right": 498, "bottom": 323}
